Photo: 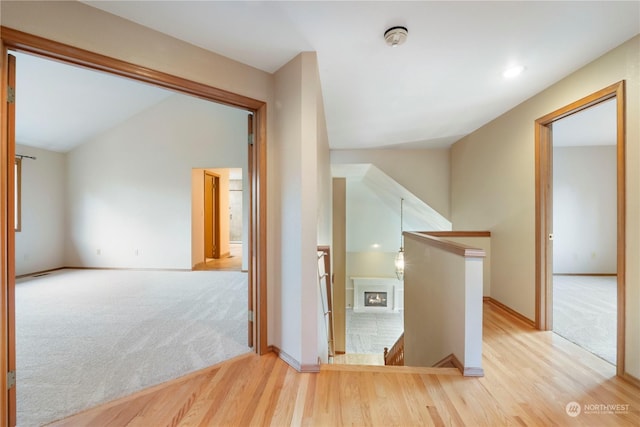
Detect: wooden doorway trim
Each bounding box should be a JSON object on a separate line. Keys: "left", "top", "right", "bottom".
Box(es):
{"left": 0, "top": 27, "right": 269, "bottom": 424}
{"left": 1, "top": 49, "right": 17, "bottom": 427}
{"left": 535, "top": 81, "right": 626, "bottom": 376}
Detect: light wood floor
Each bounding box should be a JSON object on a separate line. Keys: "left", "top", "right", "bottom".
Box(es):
{"left": 333, "top": 353, "right": 384, "bottom": 365}
{"left": 48, "top": 302, "right": 639, "bottom": 426}
{"left": 197, "top": 243, "right": 243, "bottom": 271}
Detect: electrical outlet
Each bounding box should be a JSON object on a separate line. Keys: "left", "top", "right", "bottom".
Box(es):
{"left": 97, "top": 249, "right": 101, "bottom": 255}
{"left": 135, "top": 249, "right": 139, "bottom": 256}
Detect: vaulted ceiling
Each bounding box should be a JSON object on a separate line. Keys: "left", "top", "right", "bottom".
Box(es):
{"left": 13, "top": 1, "right": 640, "bottom": 152}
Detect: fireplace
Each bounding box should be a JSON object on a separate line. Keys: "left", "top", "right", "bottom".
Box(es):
{"left": 352, "top": 277, "right": 401, "bottom": 313}
{"left": 364, "top": 291, "right": 387, "bottom": 307}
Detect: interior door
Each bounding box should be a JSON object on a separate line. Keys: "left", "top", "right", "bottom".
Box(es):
{"left": 204, "top": 172, "right": 220, "bottom": 260}
{"left": 204, "top": 173, "right": 215, "bottom": 259}
{"left": 4, "top": 51, "right": 17, "bottom": 427}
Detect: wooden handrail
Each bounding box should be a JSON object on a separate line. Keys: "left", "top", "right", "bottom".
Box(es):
{"left": 404, "top": 232, "right": 486, "bottom": 258}
{"left": 318, "top": 246, "right": 334, "bottom": 359}
{"left": 384, "top": 333, "right": 404, "bottom": 366}
{"left": 421, "top": 231, "right": 491, "bottom": 238}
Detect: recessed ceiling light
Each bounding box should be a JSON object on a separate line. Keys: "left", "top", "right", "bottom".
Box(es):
{"left": 503, "top": 65, "right": 525, "bottom": 79}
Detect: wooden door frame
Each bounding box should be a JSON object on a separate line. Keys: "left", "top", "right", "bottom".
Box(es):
{"left": 204, "top": 172, "right": 221, "bottom": 259}
{"left": 0, "top": 27, "right": 269, "bottom": 425}
{"left": 535, "top": 81, "right": 626, "bottom": 376}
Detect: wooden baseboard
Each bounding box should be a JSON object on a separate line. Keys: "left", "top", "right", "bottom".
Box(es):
{"left": 432, "top": 353, "right": 484, "bottom": 377}
{"left": 449, "top": 354, "right": 462, "bottom": 373}
{"left": 623, "top": 372, "right": 640, "bottom": 389}
{"left": 484, "top": 297, "right": 535, "bottom": 328}
{"left": 433, "top": 353, "right": 456, "bottom": 368}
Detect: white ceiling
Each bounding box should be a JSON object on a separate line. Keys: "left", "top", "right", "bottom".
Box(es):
{"left": 14, "top": 51, "right": 174, "bottom": 152}
{"left": 14, "top": 1, "right": 640, "bottom": 152}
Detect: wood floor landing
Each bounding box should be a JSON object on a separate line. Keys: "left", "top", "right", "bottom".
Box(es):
{"left": 48, "top": 303, "right": 640, "bottom": 426}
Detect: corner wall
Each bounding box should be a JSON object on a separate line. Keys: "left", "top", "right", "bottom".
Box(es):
{"left": 14, "top": 145, "right": 66, "bottom": 276}
{"left": 451, "top": 35, "right": 640, "bottom": 378}
{"left": 65, "top": 95, "right": 246, "bottom": 269}
{"left": 271, "top": 52, "right": 326, "bottom": 370}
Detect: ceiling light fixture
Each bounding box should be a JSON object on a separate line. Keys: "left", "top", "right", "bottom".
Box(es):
{"left": 384, "top": 26, "right": 408, "bottom": 48}
{"left": 503, "top": 65, "right": 525, "bottom": 79}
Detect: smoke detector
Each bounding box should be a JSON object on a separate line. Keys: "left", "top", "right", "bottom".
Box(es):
{"left": 384, "top": 26, "right": 408, "bottom": 47}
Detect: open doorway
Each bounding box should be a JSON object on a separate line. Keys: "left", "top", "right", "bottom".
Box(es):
{"left": 11, "top": 50, "right": 251, "bottom": 426}
{"left": 535, "top": 81, "right": 625, "bottom": 376}
{"left": 551, "top": 99, "right": 617, "bottom": 365}
{"left": 192, "top": 167, "right": 245, "bottom": 271}
{"left": 2, "top": 30, "right": 267, "bottom": 426}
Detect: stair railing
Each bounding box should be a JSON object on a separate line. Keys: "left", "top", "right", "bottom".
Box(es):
{"left": 383, "top": 333, "right": 404, "bottom": 366}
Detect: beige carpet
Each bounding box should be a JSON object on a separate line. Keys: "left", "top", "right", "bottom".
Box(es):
{"left": 552, "top": 275, "right": 616, "bottom": 365}
{"left": 15, "top": 269, "right": 249, "bottom": 427}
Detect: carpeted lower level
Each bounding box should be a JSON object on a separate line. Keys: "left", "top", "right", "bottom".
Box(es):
{"left": 15, "top": 269, "right": 250, "bottom": 427}
{"left": 346, "top": 308, "right": 404, "bottom": 355}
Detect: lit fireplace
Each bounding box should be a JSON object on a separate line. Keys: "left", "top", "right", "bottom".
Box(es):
{"left": 352, "top": 277, "right": 402, "bottom": 313}
{"left": 364, "top": 291, "right": 388, "bottom": 307}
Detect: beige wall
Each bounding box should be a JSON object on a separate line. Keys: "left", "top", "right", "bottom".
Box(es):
{"left": 404, "top": 234, "right": 483, "bottom": 371}
{"left": 451, "top": 35, "right": 640, "bottom": 378}
{"left": 1, "top": 1, "right": 272, "bottom": 102}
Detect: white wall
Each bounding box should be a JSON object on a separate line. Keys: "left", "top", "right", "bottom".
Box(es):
{"left": 65, "top": 94, "right": 247, "bottom": 269}
{"left": 14, "top": 145, "right": 66, "bottom": 276}
{"left": 553, "top": 146, "right": 617, "bottom": 274}
{"left": 331, "top": 148, "right": 451, "bottom": 219}
{"left": 451, "top": 35, "right": 640, "bottom": 378}
{"left": 344, "top": 179, "right": 399, "bottom": 306}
